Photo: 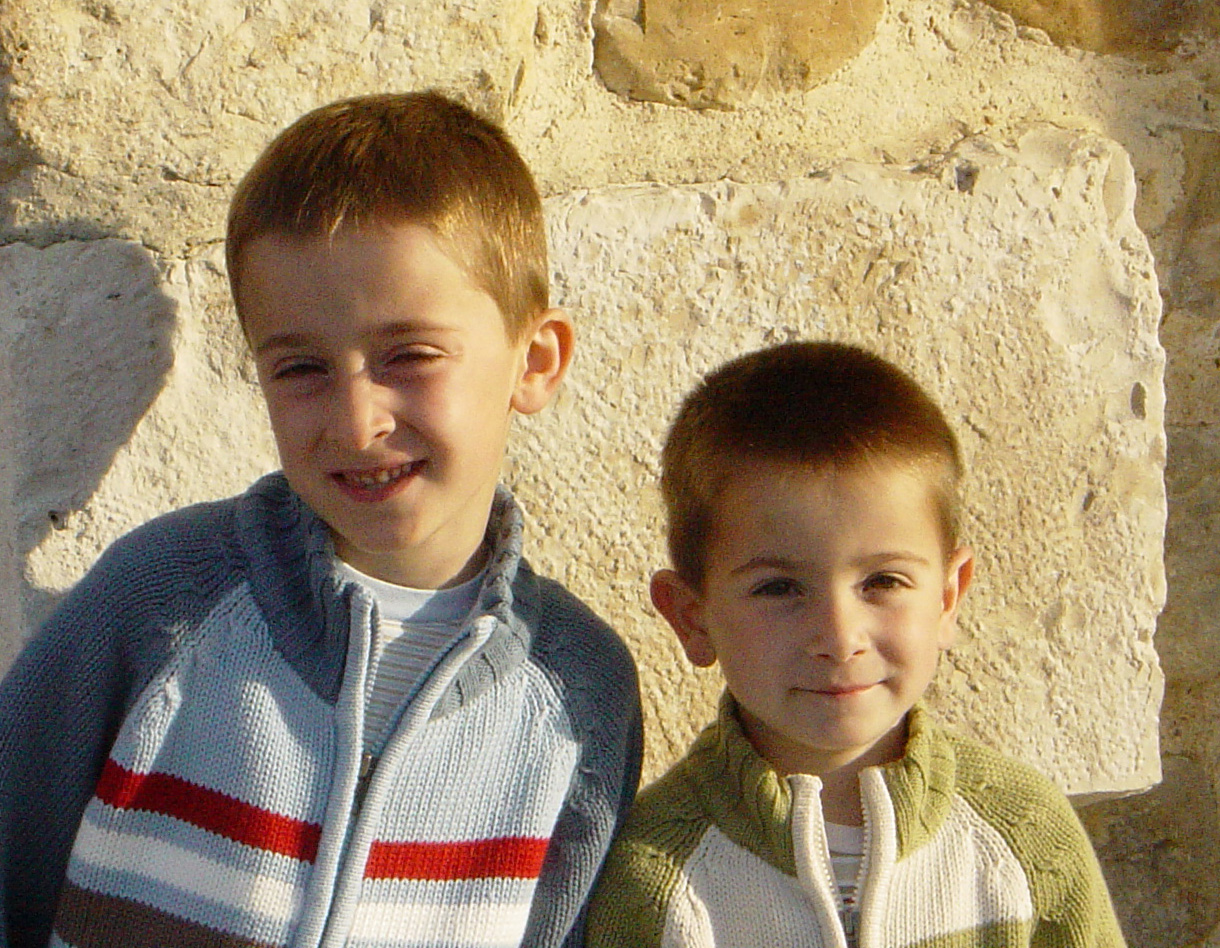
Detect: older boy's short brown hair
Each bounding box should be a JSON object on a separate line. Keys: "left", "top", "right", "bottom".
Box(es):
{"left": 660, "top": 341, "right": 964, "bottom": 585}
{"left": 226, "top": 91, "right": 548, "bottom": 340}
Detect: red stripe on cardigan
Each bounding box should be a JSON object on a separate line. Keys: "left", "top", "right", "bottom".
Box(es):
{"left": 95, "top": 759, "right": 322, "bottom": 862}
{"left": 365, "top": 836, "right": 551, "bottom": 880}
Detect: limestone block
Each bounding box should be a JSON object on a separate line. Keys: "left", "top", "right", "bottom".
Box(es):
{"left": 0, "top": 240, "right": 275, "bottom": 653}
{"left": 592, "top": 0, "right": 884, "bottom": 108}
{"left": 0, "top": 0, "right": 542, "bottom": 251}
{"left": 513, "top": 125, "right": 1165, "bottom": 792}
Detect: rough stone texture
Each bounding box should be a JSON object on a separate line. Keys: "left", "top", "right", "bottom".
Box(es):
{"left": 1079, "top": 754, "right": 1220, "bottom": 946}
{"left": 513, "top": 125, "right": 1166, "bottom": 793}
{"left": 0, "top": 126, "right": 1166, "bottom": 796}
{"left": 0, "top": 0, "right": 544, "bottom": 251}
{"left": 3, "top": 0, "right": 1215, "bottom": 243}
{"left": 979, "top": 0, "right": 1220, "bottom": 53}
{"left": 591, "top": 0, "right": 885, "bottom": 108}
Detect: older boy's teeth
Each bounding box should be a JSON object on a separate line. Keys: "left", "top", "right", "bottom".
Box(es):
{"left": 349, "top": 464, "right": 409, "bottom": 488}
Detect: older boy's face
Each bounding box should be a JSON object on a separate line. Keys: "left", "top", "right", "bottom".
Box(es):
{"left": 658, "top": 461, "right": 972, "bottom": 778}
{"left": 239, "top": 224, "right": 556, "bottom": 588}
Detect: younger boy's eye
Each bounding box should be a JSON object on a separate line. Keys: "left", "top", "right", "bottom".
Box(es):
{"left": 750, "top": 577, "right": 801, "bottom": 598}
{"left": 862, "top": 573, "right": 907, "bottom": 594}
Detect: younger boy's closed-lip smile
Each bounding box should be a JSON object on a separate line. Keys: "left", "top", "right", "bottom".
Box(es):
{"left": 803, "top": 681, "right": 880, "bottom": 697}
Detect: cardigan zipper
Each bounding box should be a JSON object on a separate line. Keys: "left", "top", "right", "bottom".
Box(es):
{"left": 355, "top": 751, "right": 377, "bottom": 810}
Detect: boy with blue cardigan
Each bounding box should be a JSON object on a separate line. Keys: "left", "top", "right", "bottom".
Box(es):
{"left": 0, "top": 92, "right": 642, "bottom": 948}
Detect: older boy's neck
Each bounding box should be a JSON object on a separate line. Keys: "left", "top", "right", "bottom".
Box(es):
{"left": 335, "top": 536, "right": 490, "bottom": 590}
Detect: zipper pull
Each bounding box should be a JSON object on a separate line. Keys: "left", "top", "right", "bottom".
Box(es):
{"left": 840, "top": 906, "right": 860, "bottom": 948}
{"left": 355, "top": 752, "right": 377, "bottom": 809}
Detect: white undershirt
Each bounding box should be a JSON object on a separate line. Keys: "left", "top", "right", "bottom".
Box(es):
{"left": 334, "top": 559, "right": 483, "bottom": 756}
{"left": 825, "top": 820, "right": 864, "bottom": 944}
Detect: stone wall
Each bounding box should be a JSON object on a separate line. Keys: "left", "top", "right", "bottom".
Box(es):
{"left": 2, "top": 0, "right": 1218, "bottom": 941}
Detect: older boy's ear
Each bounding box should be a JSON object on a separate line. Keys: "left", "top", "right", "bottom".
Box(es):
{"left": 938, "top": 546, "right": 975, "bottom": 648}
{"left": 511, "top": 308, "right": 574, "bottom": 415}
{"left": 651, "top": 569, "right": 717, "bottom": 668}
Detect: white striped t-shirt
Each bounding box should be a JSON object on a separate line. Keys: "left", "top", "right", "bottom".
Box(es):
{"left": 825, "top": 820, "right": 864, "bottom": 947}
{"left": 334, "top": 559, "right": 484, "bottom": 756}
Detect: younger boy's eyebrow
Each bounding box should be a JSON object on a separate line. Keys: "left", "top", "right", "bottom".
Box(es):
{"left": 729, "top": 551, "right": 934, "bottom": 575}
{"left": 729, "top": 555, "right": 808, "bottom": 575}
{"left": 854, "top": 551, "right": 934, "bottom": 569}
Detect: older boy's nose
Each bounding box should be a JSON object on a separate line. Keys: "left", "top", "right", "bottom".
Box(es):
{"left": 329, "top": 374, "right": 395, "bottom": 449}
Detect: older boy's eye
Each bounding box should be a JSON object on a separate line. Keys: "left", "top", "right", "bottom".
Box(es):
{"left": 386, "top": 345, "right": 443, "bottom": 368}
{"left": 750, "top": 578, "right": 801, "bottom": 598}
{"left": 272, "top": 359, "right": 326, "bottom": 381}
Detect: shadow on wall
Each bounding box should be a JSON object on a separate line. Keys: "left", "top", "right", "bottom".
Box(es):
{"left": 1073, "top": 10, "right": 1220, "bottom": 946}
{"left": 0, "top": 220, "right": 177, "bottom": 648}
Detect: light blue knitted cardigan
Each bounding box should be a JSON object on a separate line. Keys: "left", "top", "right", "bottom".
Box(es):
{"left": 0, "top": 473, "right": 642, "bottom": 948}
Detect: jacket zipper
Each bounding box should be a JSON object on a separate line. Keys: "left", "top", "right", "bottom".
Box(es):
{"left": 354, "top": 751, "right": 377, "bottom": 812}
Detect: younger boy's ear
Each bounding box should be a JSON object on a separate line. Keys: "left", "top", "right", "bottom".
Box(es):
{"left": 937, "top": 546, "right": 975, "bottom": 649}
{"left": 511, "top": 308, "right": 574, "bottom": 415}
{"left": 651, "top": 569, "right": 718, "bottom": 668}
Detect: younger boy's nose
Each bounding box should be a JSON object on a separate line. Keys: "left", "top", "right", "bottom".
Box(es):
{"left": 807, "top": 592, "right": 868, "bottom": 662}
{"left": 328, "top": 374, "right": 396, "bottom": 451}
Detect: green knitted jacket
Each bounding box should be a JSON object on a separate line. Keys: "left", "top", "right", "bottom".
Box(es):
{"left": 588, "top": 696, "right": 1125, "bottom": 948}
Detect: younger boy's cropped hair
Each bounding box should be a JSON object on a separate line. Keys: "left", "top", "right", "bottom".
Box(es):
{"left": 226, "top": 90, "right": 548, "bottom": 339}
{"left": 660, "top": 340, "right": 963, "bottom": 584}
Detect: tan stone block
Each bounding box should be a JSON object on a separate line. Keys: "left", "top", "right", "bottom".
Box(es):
{"left": 592, "top": 0, "right": 884, "bottom": 108}
{"left": 981, "top": 0, "right": 1218, "bottom": 52}
{"left": 981, "top": 0, "right": 1108, "bottom": 49}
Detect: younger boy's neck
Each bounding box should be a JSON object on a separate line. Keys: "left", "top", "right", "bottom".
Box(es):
{"left": 744, "top": 714, "right": 911, "bottom": 828}
{"left": 817, "top": 766, "right": 866, "bottom": 827}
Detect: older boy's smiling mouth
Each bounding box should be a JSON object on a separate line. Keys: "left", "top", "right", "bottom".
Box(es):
{"left": 332, "top": 461, "right": 422, "bottom": 496}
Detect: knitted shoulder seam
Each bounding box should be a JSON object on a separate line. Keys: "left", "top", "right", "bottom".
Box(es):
{"left": 948, "top": 734, "right": 1122, "bottom": 943}
{"left": 588, "top": 767, "right": 710, "bottom": 948}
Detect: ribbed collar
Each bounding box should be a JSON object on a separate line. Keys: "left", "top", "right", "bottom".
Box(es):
{"left": 233, "top": 472, "right": 532, "bottom": 713}
{"left": 682, "top": 692, "right": 958, "bottom": 872}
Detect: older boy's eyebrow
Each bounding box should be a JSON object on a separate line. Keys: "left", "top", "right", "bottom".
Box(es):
{"left": 253, "top": 332, "right": 315, "bottom": 356}
{"left": 367, "top": 321, "right": 460, "bottom": 342}
{"left": 253, "top": 322, "right": 458, "bottom": 357}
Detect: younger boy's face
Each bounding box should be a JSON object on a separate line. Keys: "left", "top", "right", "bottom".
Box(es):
{"left": 239, "top": 223, "right": 570, "bottom": 588}
{"left": 653, "top": 460, "right": 972, "bottom": 778}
